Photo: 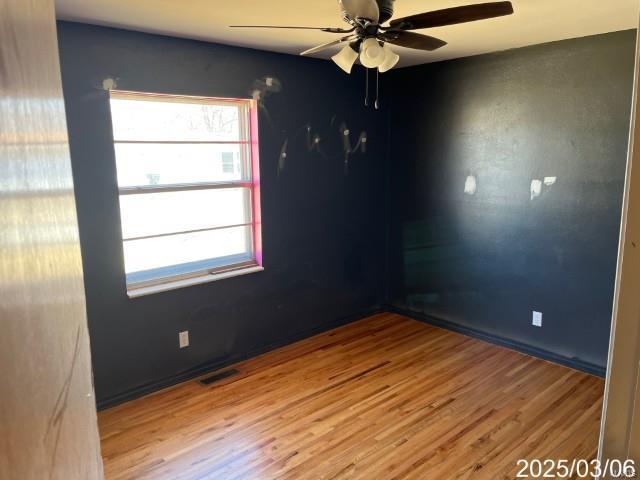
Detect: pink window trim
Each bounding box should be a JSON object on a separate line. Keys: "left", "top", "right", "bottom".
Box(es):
{"left": 249, "top": 99, "right": 263, "bottom": 267}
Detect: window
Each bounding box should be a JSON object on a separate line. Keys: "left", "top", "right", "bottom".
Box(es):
{"left": 108, "top": 91, "right": 262, "bottom": 297}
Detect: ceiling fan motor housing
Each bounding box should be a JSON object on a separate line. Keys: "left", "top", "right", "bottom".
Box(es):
{"left": 340, "top": 0, "right": 394, "bottom": 23}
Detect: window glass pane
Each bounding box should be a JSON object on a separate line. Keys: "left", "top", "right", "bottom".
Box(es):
{"left": 221, "top": 152, "right": 235, "bottom": 174}
{"left": 119, "top": 188, "right": 251, "bottom": 239}
{"left": 124, "top": 225, "right": 252, "bottom": 276}
{"left": 115, "top": 143, "right": 247, "bottom": 187}
{"left": 110, "top": 97, "right": 244, "bottom": 142}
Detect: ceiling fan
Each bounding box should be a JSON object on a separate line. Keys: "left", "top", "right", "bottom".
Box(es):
{"left": 230, "top": 0, "right": 514, "bottom": 74}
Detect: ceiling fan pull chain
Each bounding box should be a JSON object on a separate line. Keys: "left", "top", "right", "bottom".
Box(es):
{"left": 364, "top": 67, "right": 369, "bottom": 107}
{"left": 375, "top": 68, "right": 380, "bottom": 110}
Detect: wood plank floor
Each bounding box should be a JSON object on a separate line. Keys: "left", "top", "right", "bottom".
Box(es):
{"left": 98, "top": 313, "right": 604, "bottom": 479}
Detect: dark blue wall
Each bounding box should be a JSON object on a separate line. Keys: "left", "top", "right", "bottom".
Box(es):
{"left": 57, "top": 22, "right": 387, "bottom": 407}
{"left": 386, "top": 30, "right": 636, "bottom": 373}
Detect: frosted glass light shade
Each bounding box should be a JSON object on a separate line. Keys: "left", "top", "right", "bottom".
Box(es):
{"left": 332, "top": 44, "right": 359, "bottom": 74}
{"left": 359, "top": 38, "right": 385, "bottom": 69}
{"left": 378, "top": 44, "right": 400, "bottom": 73}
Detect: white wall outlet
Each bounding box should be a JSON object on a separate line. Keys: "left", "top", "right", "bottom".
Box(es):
{"left": 179, "top": 330, "right": 190, "bottom": 348}
{"left": 532, "top": 311, "right": 543, "bottom": 327}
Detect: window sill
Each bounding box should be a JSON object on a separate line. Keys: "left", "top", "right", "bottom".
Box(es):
{"left": 126, "top": 265, "right": 264, "bottom": 299}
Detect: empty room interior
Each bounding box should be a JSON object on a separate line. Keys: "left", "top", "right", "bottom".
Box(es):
{"left": 5, "top": 0, "right": 640, "bottom": 478}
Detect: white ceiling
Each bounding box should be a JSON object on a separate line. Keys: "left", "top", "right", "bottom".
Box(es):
{"left": 55, "top": 0, "right": 638, "bottom": 68}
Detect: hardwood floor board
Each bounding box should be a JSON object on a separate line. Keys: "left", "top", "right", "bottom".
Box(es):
{"left": 414, "top": 377, "right": 599, "bottom": 479}
{"left": 268, "top": 346, "right": 518, "bottom": 477}
{"left": 484, "top": 379, "right": 602, "bottom": 478}
{"left": 98, "top": 313, "right": 604, "bottom": 479}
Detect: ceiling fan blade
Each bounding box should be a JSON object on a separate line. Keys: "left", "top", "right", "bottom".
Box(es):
{"left": 229, "top": 25, "right": 353, "bottom": 33}
{"left": 300, "top": 35, "right": 356, "bottom": 56}
{"left": 339, "top": 0, "right": 380, "bottom": 22}
{"left": 382, "top": 31, "right": 447, "bottom": 51}
{"left": 389, "top": 1, "right": 514, "bottom": 30}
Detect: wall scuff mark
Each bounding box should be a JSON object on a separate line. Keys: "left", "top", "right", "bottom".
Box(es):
{"left": 464, "top": 175, "right": 477, "bottom": 195}
{"left": 340, "top": 123, "right": 367, "bottom": 175}
{"left": 275, "top": 120, "right": 368, "bottom": 176}
{"left": 249, "top": 76, "right": 282, "bottom": 130}
{"left": 44, "top": 326, "right": 82, "bottom": 479}
{"left": 278, "top": 138, "right": 288, "bottom": 176}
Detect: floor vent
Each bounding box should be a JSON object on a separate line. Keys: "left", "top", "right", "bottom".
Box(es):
{"left": 198, "top": 368, "right": 240, "bottom": 386}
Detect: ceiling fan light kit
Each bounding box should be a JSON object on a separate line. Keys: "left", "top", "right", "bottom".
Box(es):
{"left": 378, "top": 44, "right": 400, "bottom": 73}
{"left": 359, "top": 38, "right": 385, "bottom": 68}
{"left": 332, "top": 44, "right": 360, "bottom": 73}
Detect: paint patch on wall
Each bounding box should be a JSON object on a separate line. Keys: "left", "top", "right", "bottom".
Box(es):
{"left": 250, "top": 76, "right": 282, "bottom": 103}
{"left": 530, "top": 179, "right": 543, "bottom": 200}
{"left": 544, "top": 176, "right": 557, "bottom": 186}
{"left": 464, "top": 175, "right": 477, "bottom": 195}
{"left": 278, "top": 139, "right": 288, "bottom": 176}
{"left": 101, "top": 77, "right": 118, "bottom": 90}
{"left": 306, "top": 126, "right": 322, "bottom": 153}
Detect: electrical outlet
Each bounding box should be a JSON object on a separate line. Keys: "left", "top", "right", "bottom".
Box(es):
{"left": 532, "top": 311, "right": 542, "bottom": 327}
{"left": 179, "top": 330, "right": 189, "bottom": 348}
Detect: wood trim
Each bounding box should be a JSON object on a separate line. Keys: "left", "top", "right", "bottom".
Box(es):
{"left": 126, "top": 264, "right": 264, "bottom": 298}
{"left": 599, "top": 8, "right": 640, "bottom": 467}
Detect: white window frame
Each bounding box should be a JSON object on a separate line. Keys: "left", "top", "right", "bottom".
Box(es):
{"left": 108, "top": 90, "right": 263, "bottom": 297}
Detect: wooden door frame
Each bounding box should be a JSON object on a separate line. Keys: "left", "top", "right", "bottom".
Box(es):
{"left": 599, "top": 8, "right": 640, "bottom": 468}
